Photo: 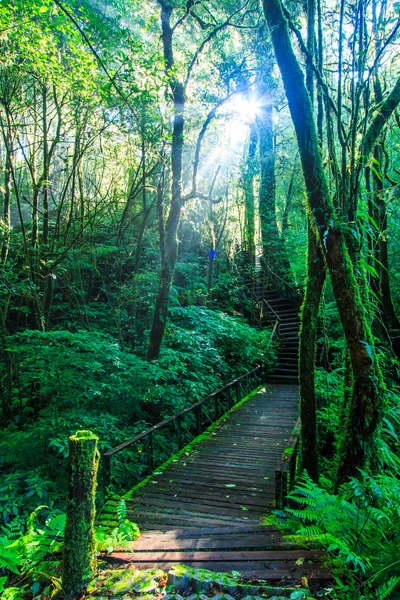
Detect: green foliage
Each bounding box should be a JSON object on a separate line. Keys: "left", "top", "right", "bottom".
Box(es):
{"left": 276, "top": 472, "right": 400, "bottom": 599}
{"left": 1, "top": 308, "right": 273, "bottom": 524}
{"left": 95, "top": 499, "right": 139, "bottom": 554}
{"left": 0, "top": 499, "right": 140, "bottom": 598}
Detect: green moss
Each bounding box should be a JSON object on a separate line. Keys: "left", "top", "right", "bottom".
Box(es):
{"left": 62, "top": 429, "right": 99, "bottom": 597}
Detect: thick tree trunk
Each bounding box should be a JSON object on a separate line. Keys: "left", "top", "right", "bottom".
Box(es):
{"left": 262, "top": 0, "right": 385, "bottom": 482}
{"left": 299, "top": 221, "right": 326, "bottom": 481}
{"left": 298, "top": 0, "right": 325, "bottom": 483}
{"left": 62, "top": 430, "right": 99, "bottom": 598}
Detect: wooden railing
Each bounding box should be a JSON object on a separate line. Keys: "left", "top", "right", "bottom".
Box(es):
{"left": 275, "top": 417, "right": 302, "bottom": 509}
{"left": 103, "top": 366, "right": 264, "bottom": 490}
{"left": 260, "top": 260, "right": 303, "bottom": 306}
{"left": 263, "top": 298, "right": 282, "bottom": 328}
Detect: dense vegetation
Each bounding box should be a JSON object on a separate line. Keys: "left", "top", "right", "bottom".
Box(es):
{"left": 1, "top": 0, "right": 400, "bottom": 597}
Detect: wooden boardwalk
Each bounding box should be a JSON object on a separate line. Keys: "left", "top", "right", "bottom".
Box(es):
{"left": 108, "top": 384, "right": 331, "bottom": 584}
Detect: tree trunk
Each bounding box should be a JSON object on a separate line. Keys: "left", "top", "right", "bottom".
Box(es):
{"left": 244, "top": 122, "right": 257, "bottom": 264}
{"left": 257, "top": 103, "right": 280, "bottom": 269}
{"left": 1, "top": 127, "right": 12, "bottom": 265}
{"left": 372, "top": 143, "right": 400, "bottom": 332}
{"left": 299, "top": 226, "right": 326, "bottom": 482}
{"left": 147, "top": 2, "right": 184, "bottom": 360}
{"left": 62, "top": 430, "right": 99, "bottom": 598}
{"left": 262, "top": 0, "right": 385, "bottom": 482}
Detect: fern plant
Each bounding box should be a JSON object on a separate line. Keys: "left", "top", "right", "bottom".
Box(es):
{"left": 95, "top": 498, "right": 140, "bottom": 554}
{"left": 275, "top": 472, "right": 400, "bottom": 599}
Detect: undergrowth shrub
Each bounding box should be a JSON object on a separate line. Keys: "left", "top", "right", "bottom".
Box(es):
{"left": 275, "top": 471, "right": 400, "bottom": 599}
{"left": 1, "top": 307, "right": 274, "bottom": 526}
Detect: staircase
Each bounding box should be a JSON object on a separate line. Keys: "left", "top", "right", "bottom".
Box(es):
{"left": 243, "top": 262, "right": 301, "bottom": 385}
{"left": 263, "top": 289, "right": 300, "bottom": 384}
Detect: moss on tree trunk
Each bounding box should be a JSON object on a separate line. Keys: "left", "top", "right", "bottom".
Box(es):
{"left": 262, "top": 0, "right": 385, "bottom": 483}
{"left": 62, "top": 430, "right": 99, "bottom": 598}
{"left": 299, "top": 222, "right": 326, "bottom": 481}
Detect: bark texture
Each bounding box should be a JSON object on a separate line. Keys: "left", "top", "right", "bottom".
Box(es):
{"left": 299, "top": 221, "right": 326, "bottom": 481}
{"left": 147, "top": 2, "right": 184, "bottom": 360}
{"left": 62, "top": 430, "right": 99, "bottom": 598}
{"left": 262, "top": 0, "right": 385, "bottom": 482}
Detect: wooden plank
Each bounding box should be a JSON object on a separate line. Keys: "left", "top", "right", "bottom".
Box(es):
{"left": 127, "top": 509, "right": 256, "bottom": 526}
{"left": 130, "top": 491, "right": 270, "bottom": 509}
{"left": 137, "top": 524, "right": 272, "bottom": 537}
{"left": 109, "top": 550, "right": 325, "bottom": 562}
{"left": 128, "top": 497, "right": 263, "bottom": 518}
{"left": 129, "top": 534, "right": 295, "bottom": 551}
{"left": 103, "top": 559, "right": 333, "bottom": 581}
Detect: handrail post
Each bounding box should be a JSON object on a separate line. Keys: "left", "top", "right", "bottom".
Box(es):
{"left": 196, "top": 405, "right": 202, "bottom": 436}
{"left": 103, "top": 454, "right": 111, "bottom": 490}
{"left": 235, "top": 380, "right": 240, "bottom": 404}
{"left": 147, "top": 432, "right": 154, "bottom": 474}
{"left": 214, "top": 396, "right": 219, "bottom": 420}
{"left": 275, "top": 470, "right": 282, "bottom": 509}
{"left": 177, "top": 416, "right": 182, "bottom": 450}
{"left": 227, "top": 387, "right": 232, "bottom": 409}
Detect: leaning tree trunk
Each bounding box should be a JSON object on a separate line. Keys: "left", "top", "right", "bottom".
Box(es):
{"left": 299, "top": 221, "right": 326, "bottom": 481}
{"left": 62, "top": 430, "right": 99, "bottom": 598}
{"left": 262, "top": 0, "right": 385, "bottom": 483}
{"left": 298, "top": 0, "right": 325, "bottom": 483}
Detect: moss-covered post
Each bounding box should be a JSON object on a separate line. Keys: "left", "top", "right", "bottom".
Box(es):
{"left": 62, "top": 430, "right": 99, "bottom": 598}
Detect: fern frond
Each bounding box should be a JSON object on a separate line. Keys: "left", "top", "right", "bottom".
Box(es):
{"left": 0, "top": 549, "right": 20, "bottom": 574}
{"left": 116, "top": 499, "right": 127, "bottom": 526}
{"left": 375, "top": 576, "right": 400, "bottom": 600}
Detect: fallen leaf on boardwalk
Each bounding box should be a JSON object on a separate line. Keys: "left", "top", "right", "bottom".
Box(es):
{"left": 264, "top": 562, "right": 277, "bottom": 570}
{"left": 240, "top": 506, "right": 248, "bottom": 510}
{"left": 295, "top": 557, "right": 305, "bottom": 566}
{"left": 300, "top": 576, "right": 309, "bottom": 588}
{"left": 225, "top": 484, "right": 236, "bottom": 487}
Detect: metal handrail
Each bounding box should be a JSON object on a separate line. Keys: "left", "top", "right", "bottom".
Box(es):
{"left": 103, "top": 322, "right": 280, "bottom": 490}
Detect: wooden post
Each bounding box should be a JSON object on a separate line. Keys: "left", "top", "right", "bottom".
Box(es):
{"left": 176, "top": 417, "right": 182, "bottom": 450}
{"left": 235, "top": 380, "right": 240, "bottom": 404}
{"left": 103, "top": 453, "right": 111, "bottom": 489}
{"left": 147, "top": 432, "right": 154, "bottom": 474}
{"left": 62, "top": 430, "right": 99, "bottom": 598}
{"left": 227, "top": 387, "right": 233, "bottom": 409}
{"left": 196, "top": 405, "right": 202, "bottom": 436}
